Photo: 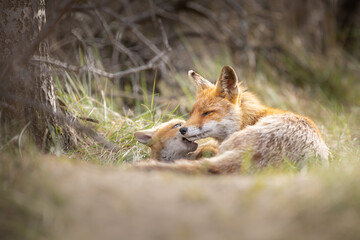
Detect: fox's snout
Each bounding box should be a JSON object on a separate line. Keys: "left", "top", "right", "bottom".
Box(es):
{"left": 179, "top": 127, "right": 188, "bottom": 135}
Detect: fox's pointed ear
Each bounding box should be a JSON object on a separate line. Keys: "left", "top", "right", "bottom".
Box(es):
{"left": 134, "top": 129, "right": 155, "bottom": 146}
{"left": 188, "top": 70, "right": 214, "bottom": 92}
{"left": 215, "top": 66, "right": 239, "bottom": 102}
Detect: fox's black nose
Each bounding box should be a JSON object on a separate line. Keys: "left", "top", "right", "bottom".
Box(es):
{"left": 180, "top": 127, "right": 188, "bottom": 135}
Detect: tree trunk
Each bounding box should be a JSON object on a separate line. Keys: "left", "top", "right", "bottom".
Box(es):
{"left": 0, "top": 0, "right": 71, "bottom": 150}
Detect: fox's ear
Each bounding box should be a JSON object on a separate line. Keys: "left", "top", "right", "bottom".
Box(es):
{"left": 134, "top": 130, "right": 155, "bottom": 146}
{"left": 215, "top": 66, "right": 239, "bottom": 102}
{"left": 188, "top": 70, "right": 214, "bottom": 92}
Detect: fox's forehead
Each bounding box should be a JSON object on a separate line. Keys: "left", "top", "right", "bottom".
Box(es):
{"left": 161, "top": 119, "right": 184, "bottom": 129}
{"left": 191, "top": 94, "right": 230, "bottom": 114}
{"left": 154, "top": 119, "right": 184, "bottom": 140}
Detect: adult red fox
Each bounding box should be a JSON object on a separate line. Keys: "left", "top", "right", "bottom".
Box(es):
{"left": 134, "top": 66, "right": 329, "bottom": 174}
{"left": 134, "top": 119, "right": 218, "bottom": 162}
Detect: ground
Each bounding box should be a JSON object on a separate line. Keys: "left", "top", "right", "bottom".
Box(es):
{"left": 18, "top": 154, "right": 358, "bottom": 240}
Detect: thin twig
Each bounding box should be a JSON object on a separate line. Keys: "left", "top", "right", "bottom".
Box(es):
{"left": 187, "top": 1, "right": 243, "bottom": 48}
{"left": 157, "top": 18, "right": 171, "bottom": 51}
{"left": 130, "top": 26, "right": 171, "bottom": 69}
{"left": 94, "top": 9, "right": 141, "bottom": 66}
{"left": 148, "top": 0, "right": 157, "bottom": 25}
{"left": 78, "top": 117, "right": 100, "bottom": 124}
{"left": 32, "top": 51, "right": 166, "bottom": 79}
{"left": 131, "top": 27, "right": 163, "bottom": 56}
{"left": 101, "top": 6, "right": 171, "bottom": 63}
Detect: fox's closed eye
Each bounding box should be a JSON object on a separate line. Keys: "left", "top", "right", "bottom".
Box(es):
{"left": 173, "top": 123, "right": 182, "bottom": 128}
{"left": 202, "top": 111, "right": 214, "bottom": 117}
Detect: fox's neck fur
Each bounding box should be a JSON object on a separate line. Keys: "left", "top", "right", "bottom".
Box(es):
{"left": 238, "top": 90, "right": 285, "bottom": 129}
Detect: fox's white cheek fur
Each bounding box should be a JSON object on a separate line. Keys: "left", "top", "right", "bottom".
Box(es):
{"left": 186, "top": 113, "right": 240, "bottom": 141}
{"left": 212, "top": 115, "right": 240, "bottom": 141}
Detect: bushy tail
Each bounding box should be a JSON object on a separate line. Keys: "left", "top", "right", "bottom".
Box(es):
{"left": 131, "top": 151, "right": 242, "bottom": 175}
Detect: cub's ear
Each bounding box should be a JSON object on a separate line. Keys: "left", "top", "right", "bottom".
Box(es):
{"left": 188, "top": 70, "right": 214, "bottom": 92}
{"left": 215, "top": 66, "right": 239, "bottom": 102}
{"left": 134, "top": 129, "right": 155, "bottom": 146}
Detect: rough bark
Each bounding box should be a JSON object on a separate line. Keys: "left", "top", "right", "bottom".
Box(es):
{"left": 0, "top": 0, "right": 70, "bottom": 150}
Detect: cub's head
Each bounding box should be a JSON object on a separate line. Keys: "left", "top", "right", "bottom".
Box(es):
{"left": 134, "top": 119, "right": 198, "bottom": 162}
{"left": 179, "top": 66, "right": 243, "bottom": 142}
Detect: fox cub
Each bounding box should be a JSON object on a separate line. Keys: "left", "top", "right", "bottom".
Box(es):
{"left": 133, "top": 66, "right": 329, "bottom": 174}
{"left": 134, "top": 119, "right": 218, "bottom": 162}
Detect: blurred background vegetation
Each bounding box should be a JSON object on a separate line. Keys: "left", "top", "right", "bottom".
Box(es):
{"left": 47, "top": 0, "right": 360, "bottom": 109}
{"left": 1, "top": 0, "right": 360, "bottom": 239}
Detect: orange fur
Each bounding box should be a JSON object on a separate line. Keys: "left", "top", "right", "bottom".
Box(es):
{"left": 133, "top": 66, "right": 328, "bottom": 174}
{"left": 134, "top": 119, "right": 218, "bottom": 162}
{"left": 181, "top": 66, "right": 323, "bottom": 141}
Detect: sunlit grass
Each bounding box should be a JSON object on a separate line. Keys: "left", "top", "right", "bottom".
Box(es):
{"left": 54, "top": 49, "right": 187, "bottom": 164}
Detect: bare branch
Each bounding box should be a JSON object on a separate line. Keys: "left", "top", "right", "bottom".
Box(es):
{"left": 131, "top": 27, "right": 163, "bottom": 56}
{"left": 187, "top": 2, "right": 243, "bottom": 48}
{"left": 94, "top": 10, "right": 141, "bottom": 66}
{"left": 101, "top": 7, "right": 171, "bottom": 62}
{"left": 32, "top": 51, "right": 166, "bottom": 79}
{"left": 157, "top": 18, "right": 171, "bottom": 51}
